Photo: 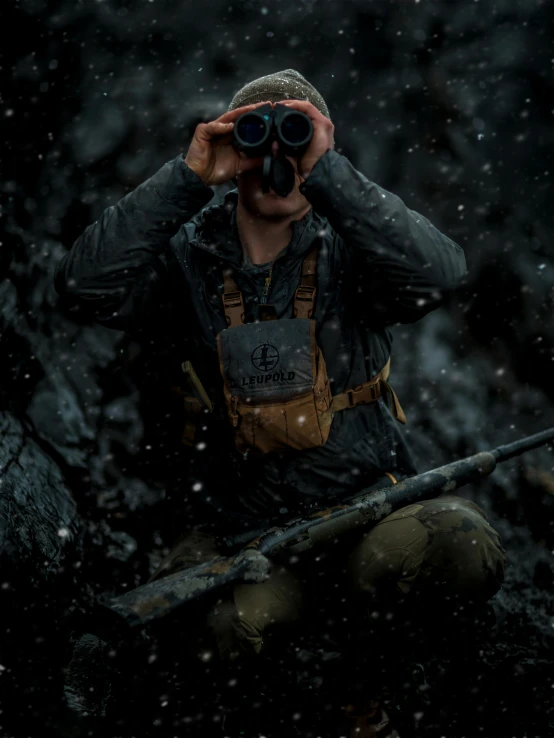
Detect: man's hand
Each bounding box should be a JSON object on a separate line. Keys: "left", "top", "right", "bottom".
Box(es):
{"left": 280, "top": 99, "right": 335, "bottom": 180}
{"left": 184, "top": 102, "right": 270, "bottom": 186}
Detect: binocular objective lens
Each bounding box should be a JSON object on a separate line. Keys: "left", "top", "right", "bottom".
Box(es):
{"left": 236, "top": 116, "right": 266, "bottom": 145}
{"left": 281, "top": 114, "right": 311, "bottom": 145}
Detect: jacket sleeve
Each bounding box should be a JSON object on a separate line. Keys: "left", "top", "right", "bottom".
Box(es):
{"left": 54, "top": 156, "right": 214, "bottom": 331}
{"left": 299, "top": 149, "right": 467, "bottom": 326}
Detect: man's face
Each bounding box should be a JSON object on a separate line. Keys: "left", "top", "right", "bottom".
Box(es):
{"left": 236, "top": 103, "right": 310, "bottom": 220}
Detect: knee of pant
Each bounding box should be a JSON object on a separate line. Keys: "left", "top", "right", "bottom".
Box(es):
{"left": 346, "top": 512, "right": 430, "bottom": 596}
{"left": 206, "top": 572, "right": 304, "bottom": 662}
{"left": 205, "top": 596, "right": 263, "bottom": 662}
{"left": 418, "top": 505, "right": 507, "bottom": 603}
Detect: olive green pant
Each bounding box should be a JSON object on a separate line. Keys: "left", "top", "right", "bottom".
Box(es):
{"left": 150, "top": 495, "right": 506, "bottom": 664}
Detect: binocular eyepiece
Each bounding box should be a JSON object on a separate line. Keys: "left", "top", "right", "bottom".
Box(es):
{"left": 233, "top": 102, "right": 313, "bottom": 197}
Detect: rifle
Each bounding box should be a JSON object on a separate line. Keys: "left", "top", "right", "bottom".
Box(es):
{"left": 106, "top": 427, "right": 554, "bottom": 629}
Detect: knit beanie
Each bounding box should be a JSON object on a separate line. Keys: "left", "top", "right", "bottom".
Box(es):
{"left": 228, "top": 69, "right": 330, "bottom": 119}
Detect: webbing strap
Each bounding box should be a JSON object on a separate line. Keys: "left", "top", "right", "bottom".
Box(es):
{"left": 381, "top": 378, "right": 407, "bottom": 424}
{"left": 181, "top": 396, "right": 203, "bottom": 445}
{"left": 331, "top": 375, "right": 383, "bottom": 412}
{"left": 169, "top": 385, "right": 205, "bottom": 446}
{"left": 222, "top": 269, "right": 245, "bottom": 328}
{"left": 330, "top": 358, "right": 407, "bottom": 424}
{"left": 293, "top": 246, "right": 318, "bottom": 319}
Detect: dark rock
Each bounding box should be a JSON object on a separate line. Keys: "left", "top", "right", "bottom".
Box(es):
{"left": 0, "top": 412, "right": 79, "bottom": 571}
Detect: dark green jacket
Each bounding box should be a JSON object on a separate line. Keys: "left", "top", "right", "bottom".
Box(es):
{"left": 55, "top": 149, "right": 466, "bottom": 532}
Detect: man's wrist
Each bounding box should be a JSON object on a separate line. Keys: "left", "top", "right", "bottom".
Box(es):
{"left": 299, "top": 148, "right": 335, "bottom": 192}
{"left": 183, "top": 155, "right": 201, "bottom": 178}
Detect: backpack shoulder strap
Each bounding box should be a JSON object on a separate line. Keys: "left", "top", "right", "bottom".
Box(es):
{"left": 293, "top": 245, "right": 319, "bottom": 319}
{"left": 221, "top": 268, "right": 245, "bottom": 328}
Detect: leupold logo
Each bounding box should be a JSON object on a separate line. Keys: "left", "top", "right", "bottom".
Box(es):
{"left": 251, "top": 344, "right": 280, "bottom": 371}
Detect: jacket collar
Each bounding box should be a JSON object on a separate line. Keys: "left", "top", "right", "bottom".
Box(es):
{"left": 190, "top": 187, "right": 323, "bottom": 268}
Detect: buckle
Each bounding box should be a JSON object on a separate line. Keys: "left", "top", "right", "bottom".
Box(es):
{"left": 368, "top": 381, "right": 379, "bottom": 401}
{"left": 346, "top": 381, "right": 380, "bottom": 407}
{"left": 223, "top": 290, "right": 243, "bottom": 308}
{"left": 346, "top": 386, "right": 361, "bottom": 407}
{"left": 295, "top": 285, "right": 315, "bottom": 302}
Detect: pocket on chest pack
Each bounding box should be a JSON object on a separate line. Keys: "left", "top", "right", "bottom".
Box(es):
{"left": 217, "top": 318, "right": 333, "bottom": 454}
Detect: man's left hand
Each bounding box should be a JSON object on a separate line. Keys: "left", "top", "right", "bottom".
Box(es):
{"left": 280, "top": 99, "right": 335, "bottom": 180}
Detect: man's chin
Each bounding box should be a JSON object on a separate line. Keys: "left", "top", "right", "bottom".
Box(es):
{"left": 251, "top": 187, "right": 294, "bottom": 207}
{"left": 239, "top": 180, "right": 304, "bottom": 217}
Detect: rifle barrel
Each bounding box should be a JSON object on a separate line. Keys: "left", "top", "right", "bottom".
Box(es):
{"left": 493, "top": 427, "right": 554, "bottom": 463}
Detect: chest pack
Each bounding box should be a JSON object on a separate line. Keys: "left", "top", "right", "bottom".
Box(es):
{"left": 214, "top": 246, "right": 406, "bottom": 455}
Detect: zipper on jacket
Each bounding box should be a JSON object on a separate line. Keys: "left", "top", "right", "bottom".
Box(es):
{"left": 260, "top": 264, "right": 274, "bottom": 305}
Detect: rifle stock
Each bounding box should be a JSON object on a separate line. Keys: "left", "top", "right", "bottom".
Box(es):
{"left": 106, "top": 429, "right": 554, "bottom": 629}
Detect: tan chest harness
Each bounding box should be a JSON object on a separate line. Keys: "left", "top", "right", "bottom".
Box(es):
{"left": 212, "top": 245, "right": 406, "bottom": 455}
{"left": 173, "top": 246, "right": 406, "bottom": 452}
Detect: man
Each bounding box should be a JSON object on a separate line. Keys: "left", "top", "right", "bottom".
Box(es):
{"left": 55, "top": 70, "right": 506, "bottom": 737}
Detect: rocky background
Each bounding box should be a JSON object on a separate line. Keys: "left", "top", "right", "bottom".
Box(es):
{"left": 1, "top": 0, "right": 553, "bottom": 736}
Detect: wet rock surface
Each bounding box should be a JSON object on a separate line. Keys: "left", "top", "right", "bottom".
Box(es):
{"left": 2, "top": 0, "right": 553, "bottom": 736}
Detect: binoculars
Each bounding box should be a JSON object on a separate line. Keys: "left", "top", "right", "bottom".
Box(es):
{"left": 233, "top": 102, "right": 313, "bottom": 197}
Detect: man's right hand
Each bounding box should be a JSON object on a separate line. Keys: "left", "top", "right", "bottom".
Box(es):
{"left": 184, "top": 101, "right": 271, "bottom": 186}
